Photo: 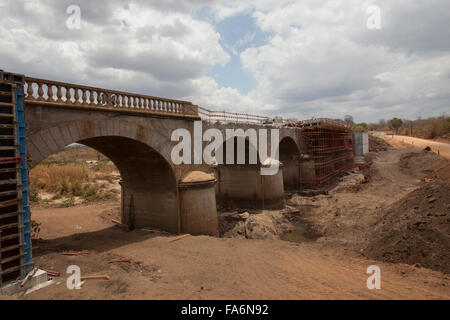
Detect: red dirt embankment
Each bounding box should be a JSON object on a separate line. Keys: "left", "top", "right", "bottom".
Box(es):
{"left": 365, "top": 181, "right": 450, "bottom": 274}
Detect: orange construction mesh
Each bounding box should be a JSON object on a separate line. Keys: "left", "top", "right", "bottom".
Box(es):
{"left": 299, "top": 127, "right": 354, "bottom": 190}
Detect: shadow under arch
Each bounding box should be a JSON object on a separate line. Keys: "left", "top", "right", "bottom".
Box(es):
{"left": 79, "top": 136, "right": 179, "bottom": 232}
{"left": 31, "top": 135, "right": 179, "bottom": 233}
{"left": 279, "top": 136, "right": 301, "bottom": 191}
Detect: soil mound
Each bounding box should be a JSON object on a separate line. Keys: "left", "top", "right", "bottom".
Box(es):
{"left": 399, "top": 151, "right": 449, "bottom": 179}
{"left": 365, "top": 181, "right": 450, "bottom": 274}
{"left": 218, "top": 210, "right": 294, "bottom": 240}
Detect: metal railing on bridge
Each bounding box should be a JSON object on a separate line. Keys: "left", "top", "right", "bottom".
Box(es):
{"left": 24, "top": 77, "right": 199, "bottom": 118}
{"left": 198, "top": 106, "right": 271, "bottom": 124}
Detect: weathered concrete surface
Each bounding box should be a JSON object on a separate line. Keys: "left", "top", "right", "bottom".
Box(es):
{"left": 216, "top": 165, "right": 285, "bottom": 209}
{"left": 179, "top": 173, "right": 218, "bottom": 236}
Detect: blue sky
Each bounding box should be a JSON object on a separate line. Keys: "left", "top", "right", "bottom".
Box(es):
{"left": 201, "top": 11, "right": 269, "bottom": 95}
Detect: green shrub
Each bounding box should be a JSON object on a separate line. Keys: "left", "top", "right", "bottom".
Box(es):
{"left": 82, "top": 185, "right": 98, "bottom": 201}
{"left": 59, "top": 196, "right": 75, "bottom": 208}
{"left": 29, "top": 186, "right": 40, "bottom": 203}
{"left": 30, "top": 220, "right": 41, "bottom": 239}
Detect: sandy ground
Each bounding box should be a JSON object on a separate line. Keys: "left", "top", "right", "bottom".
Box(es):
{"left": 22, "top": 214, "right": 450, "bottom": 300}
{"left": 380, "top": 133, "right": 450, "bottom": 159}
{"left": 6, "top": 148, "right": 449, "bottom": 300}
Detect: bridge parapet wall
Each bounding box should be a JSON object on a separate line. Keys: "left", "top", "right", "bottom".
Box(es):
{"left": 24, "top": 77, "right": 199, "bottom": 119}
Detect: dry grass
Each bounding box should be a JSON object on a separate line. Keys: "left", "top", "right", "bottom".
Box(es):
{"left": 29, "top": 147, "right": 120, "bottom": 206}
{"left": 30, "top": 163, "right": 92, "bottom": 194}
{"left": 93, "top": 162, "right": 117, "bottom": 174}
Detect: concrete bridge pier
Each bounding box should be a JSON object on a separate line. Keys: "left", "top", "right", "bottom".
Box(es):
{"left": 178, "top": 171, "right": 218, "bottom": 236}
{"left": 215, "top": 164, "right": 285, "bottom": 210}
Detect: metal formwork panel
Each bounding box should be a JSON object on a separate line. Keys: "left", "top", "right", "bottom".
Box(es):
{"left": 0, "top": 72, "right": 33, "bottom": 287}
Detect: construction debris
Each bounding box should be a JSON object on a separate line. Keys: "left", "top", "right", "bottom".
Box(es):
{"left": 81, "top": 275, "right": 110, "bottom": 281}
{"left": 108, "top": 258, "right": 131, "bottom": 263}
{"left": 111, "top": 219, "right": 124, "bottom": 226}
{"left": 169, "top": 234, "right": 191, "bottom": 242}
{"left": 42, "top": 269, "right": 60, "bottom": 277}
{"left": 61, "top": 250, "right": 90, "bottom": 256}
{"left": 20, "top": 267, "right": 38, "bottom": 287}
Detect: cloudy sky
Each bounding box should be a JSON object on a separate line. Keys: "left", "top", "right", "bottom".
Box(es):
{"left": 1, "top": 0, "right": 449, "bottom": 123}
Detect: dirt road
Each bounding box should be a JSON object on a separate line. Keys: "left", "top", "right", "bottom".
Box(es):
{"left": 380, "top": 133, "right": 450, "bottom": 159}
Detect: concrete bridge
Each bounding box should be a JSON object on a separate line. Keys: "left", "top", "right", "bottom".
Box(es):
{"left": 22, "top": 77, "right": 309, "bottom": 236}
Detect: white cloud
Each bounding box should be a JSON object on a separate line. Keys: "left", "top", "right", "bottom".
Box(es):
{"left": 236, "top": 0, "right": 450, "bottom": 121}
{"left": 0, "top": 0, "right": 228, "bottom": 97}
{"left": 0, "top": 0, "right": 449, "bottom": 123}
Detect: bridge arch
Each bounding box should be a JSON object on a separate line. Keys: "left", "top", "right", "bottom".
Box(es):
{"left": 26, "top": 119, "right": 180, "bottom": 233}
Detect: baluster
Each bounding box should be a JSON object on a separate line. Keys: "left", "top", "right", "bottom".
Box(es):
{"left": 93, "top": 91, "right": 99, "bottom": 105}
{"left": 47, "top": 85, "right": 54, "bottom": 102}
{"left": 27, "top": 81, "right": 34, "bottom": 100}
{"left": 74, "top": 88, "right": 80, "bottom": 104}
{"left": 65, "top": 87, "right": 71, "bottom": 103}
{"left": 101, "top": 92, "right": 107, "bottom": 105}
{"left": 37, "top": 82, "right": 44, "bottom": 101}
{"left": 82, "top": 89, "right": 87, "bottom": 105}
{"left": 56, "top": 85, "right": 63, "bottom": 103}
{"left": 139, "top": 97, "right": 143, "bottom": 109}
{"left": 134, "top": 96, "right": 138, "bottom": 108}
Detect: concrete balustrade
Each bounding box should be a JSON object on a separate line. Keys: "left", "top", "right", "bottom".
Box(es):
{"left": 24, "top": 77, "right": 199, "bottom": 118}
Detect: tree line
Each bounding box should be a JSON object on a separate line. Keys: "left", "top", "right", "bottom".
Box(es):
{"left": 343, "top": 114, "right": 450, "bottom": 140}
